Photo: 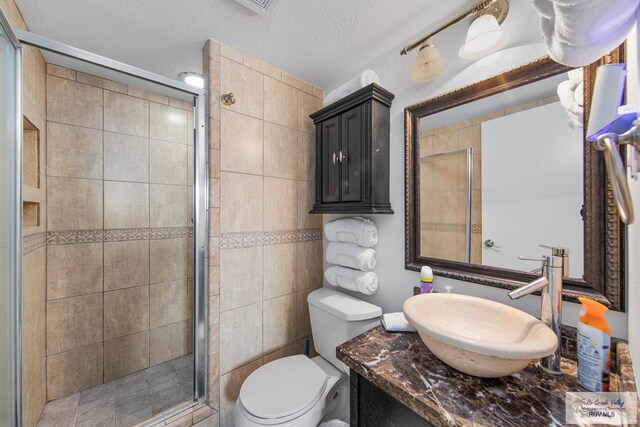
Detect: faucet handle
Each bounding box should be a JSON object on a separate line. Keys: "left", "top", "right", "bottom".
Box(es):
{"left": 518, "top": 255, "right": 548, "bottom": 274}
{"left": 538, "top": 244, "right": 569, "bottom": 256}
{"left": 538, "top": 244, "right": 569, "bottom": 276}
{"left": 518, "top": 256, "right": 545, "bottom": 262}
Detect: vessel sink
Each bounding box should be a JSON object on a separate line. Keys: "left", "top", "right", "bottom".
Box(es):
{"left": 402, "top": 293, "right": 558, "bottom": 378}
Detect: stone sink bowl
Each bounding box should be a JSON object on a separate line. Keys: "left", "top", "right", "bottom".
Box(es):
{"left": 403, "top": 293, "right": 558, "bottom": 378}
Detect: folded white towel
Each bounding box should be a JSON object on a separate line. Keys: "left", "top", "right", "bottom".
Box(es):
{"left": 326, "top": 242, "right": 376, "bottom": 271}
{"left": 533, "top": 0, "right": 639, "bottom": 67}
{"left": 381, "top": 313, "right": 416, "bottom": 333}
{"left": 324, "top": 217, "right": 378, "bottom": 248}
{"left": 320, "top": 420, "right": 349, "bottom": 427}
{"left": 324, "top": 266, "right": 378, "bottom": 296}
{"left": 323, "top": 70, "right": 380, "bottom": 106}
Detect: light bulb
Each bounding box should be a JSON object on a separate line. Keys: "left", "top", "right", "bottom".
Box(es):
{"left": 179, "top": 72, "right": 204, "bottom": 88}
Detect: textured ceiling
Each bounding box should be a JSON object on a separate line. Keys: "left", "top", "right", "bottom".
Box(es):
{"left": 13, "top": 0, "right": 483, "bottom": 90}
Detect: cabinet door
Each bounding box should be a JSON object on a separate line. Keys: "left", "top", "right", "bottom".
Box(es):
{"left": 321, "top": 115, "right": 341, "bottom": 203}
{"left": 341, "top": 105, "right": 364, "bottom": 202}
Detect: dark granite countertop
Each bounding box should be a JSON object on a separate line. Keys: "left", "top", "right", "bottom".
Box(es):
{"left": 337, "top": 326, "right": 637, "bottom": 427}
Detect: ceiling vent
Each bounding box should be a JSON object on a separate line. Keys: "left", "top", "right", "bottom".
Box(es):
{"left": 232, "top": 0, "right": 279, "bottom": 15}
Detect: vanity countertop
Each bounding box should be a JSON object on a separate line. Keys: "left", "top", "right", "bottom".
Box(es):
{"left": 336, "top": 325, "right": 637, "bottom": 427}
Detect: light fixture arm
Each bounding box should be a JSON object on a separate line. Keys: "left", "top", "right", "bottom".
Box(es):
{"left": 400, "top": 0, "right": 508, "bottom": 55}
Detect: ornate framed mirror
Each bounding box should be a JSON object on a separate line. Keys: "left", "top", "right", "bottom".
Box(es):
{"left": 404, "top": 45, "right": 626, "bottom": 311}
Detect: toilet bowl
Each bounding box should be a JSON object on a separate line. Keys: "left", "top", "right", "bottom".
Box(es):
{"left": 233, "top": 288, "right": 381, "bottom": 427}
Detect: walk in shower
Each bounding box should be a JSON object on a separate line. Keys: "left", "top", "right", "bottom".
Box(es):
{"left": 419, "top": 148, "right": 473, "bottom": 263}
{"left": 1, "top": 11, "right": 208, "bottom": 426}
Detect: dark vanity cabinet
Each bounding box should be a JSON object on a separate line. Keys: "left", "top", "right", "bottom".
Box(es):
{"left": 309, "top": 83, "right": 394, "bottom": 214}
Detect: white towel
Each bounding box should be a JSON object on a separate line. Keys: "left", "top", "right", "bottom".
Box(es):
{"left": 381, "top": 313, "right": 416, "bottom": 333}
{"left": 324, "top": 266, "right": 378, "bottom": 296}
{"left": 557, "top": 70, "right": 584, "bottom": 128}
{"left": 533, "top": 0, "right": 639, "bottom": 67}
{"left": 324, "top": 217, "right": 378, "bottom": 248}
{"left": 320, "top": 421, "right": 349, "bottom": 427}
{"left": 323, "top": 70, "right": 380, "bottom": 106}
{"left": 326, "top": 242, "right": 376, "bottom": 271}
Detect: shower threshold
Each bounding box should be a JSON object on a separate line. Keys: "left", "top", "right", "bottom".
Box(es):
{"left": 37, "top": 354, "right": 194, "bottom": 426}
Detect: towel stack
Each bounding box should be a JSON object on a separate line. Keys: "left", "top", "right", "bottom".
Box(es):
{"left": 324, "top": 217, "right": 379, "bottom": 295}
{"left": 533, "top": 0, "right": 639, "bottom": 67}
{"left": 323, "top": 70, "right": 380, "bottom": 107}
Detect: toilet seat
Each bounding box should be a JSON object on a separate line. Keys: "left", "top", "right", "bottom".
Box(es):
{"left": 238, "top": 355, "right": 328, "bottom": 421}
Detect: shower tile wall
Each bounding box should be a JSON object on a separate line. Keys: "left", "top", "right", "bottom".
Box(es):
{"left": 45, "top": 64, "right": 194, "bottom": 401}
{"left": 2, "top": 0, "right": 50, "bottom": 424}
{"left": 203, "top": 40, "right": 324, "bottom": 426}
{"left": 418, "top": 132, "right": 479, "bottom": 264}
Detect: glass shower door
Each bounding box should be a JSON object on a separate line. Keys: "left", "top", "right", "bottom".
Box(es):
{"left": 0, "top": 8, "right": 21, "bottom": 427}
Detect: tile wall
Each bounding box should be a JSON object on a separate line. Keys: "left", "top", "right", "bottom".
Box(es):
{"left": 203, "top": 39, "right": 324, "bottom": 426}
{"left": 44, "top": 64, "right": 194, "bottom": 401}
{"left": 418, "top": 147, "right": 474, "bottom": 263}
{"left": 417, "top": 96, "right": 558, "bottom": 265}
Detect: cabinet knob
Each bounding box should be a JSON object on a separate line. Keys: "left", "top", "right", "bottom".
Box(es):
{"left": 332, "top": 152, "right": 337, "bottom": 165}
{"left": 338, "top": 150, "right": 345, "bottom": 163}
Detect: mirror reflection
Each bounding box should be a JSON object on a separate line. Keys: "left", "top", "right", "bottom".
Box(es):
{"left": 417, "top": 72, "right": 584, "bottom": 278}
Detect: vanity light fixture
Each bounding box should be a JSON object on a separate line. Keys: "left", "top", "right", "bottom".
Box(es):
{"left": 410, "top": 41, "right": 445, "bottom": 82}
{"left": 401, "top": 0, "right": 509, "bottom": 77}
{"left": 459, "top": 13, "right": 504, "bottom": 59}
{"left": 178, "top": 72, "right": 204, "bottom": 88}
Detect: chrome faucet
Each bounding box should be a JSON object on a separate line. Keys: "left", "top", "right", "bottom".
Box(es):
{"left": 508, "top": 246, "right": 568, "bottom": 376}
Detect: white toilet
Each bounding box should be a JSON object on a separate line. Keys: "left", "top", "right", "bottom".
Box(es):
{"left": 233, "top": 287, "right": 382, "bottom": 427}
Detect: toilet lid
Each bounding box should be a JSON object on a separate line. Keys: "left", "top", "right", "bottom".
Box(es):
{"left": 239, "top": 355, "right": 327, "bottom": 419}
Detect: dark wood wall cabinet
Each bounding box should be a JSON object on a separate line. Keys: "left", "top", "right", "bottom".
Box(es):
{"left": 309, "top": 83, "right": 395, "bottom": 214}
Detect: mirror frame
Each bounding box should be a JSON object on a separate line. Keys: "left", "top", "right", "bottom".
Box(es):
{"left": 404, "top": 46, "right": 626, "bottom": 311}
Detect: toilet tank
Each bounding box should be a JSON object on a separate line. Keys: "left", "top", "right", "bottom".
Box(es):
{"left": 307, "top": 288, "right": 382, "bottom": 374}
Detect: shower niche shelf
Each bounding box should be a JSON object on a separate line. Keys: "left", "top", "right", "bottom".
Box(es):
{"left": 23, "top": 116, "right": 42, "bottom": 229}
{"left": 23, "top": 117, "right": 40, "bottom": 189}
{"left": 23, "top": 202, "right": 40, "bottom": 227}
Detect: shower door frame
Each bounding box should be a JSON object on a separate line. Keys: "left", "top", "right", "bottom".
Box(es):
{"left": 1, "top": 7, "right": 23, "bottom": 427}
{"left": 14, "top": 29, "right": 209, "bottom": 405}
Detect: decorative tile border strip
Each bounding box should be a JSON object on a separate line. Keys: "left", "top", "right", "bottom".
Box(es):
{"left": 220, "top": 228, "right": 323, "bottom": 249}
{"left": 47, "top": 227, "right": 193, "bottom": 246}
{"left": 47, "top": 229, "right": 104, "bottom": 245}
{"left": 297, "top": 228, "right": 323, "bottom": 242}
{"left": 104, "top": 228, "right": 149, "bottom": 243}
{"left": 149, "top": 226, "right": 194, "bottom": 240}
{"left": 422, "top": 222, "right": 465, "bottom": 233}
{"left": 220, "top": 231, "right": 263, "bottom": 249}
{"left": 422, "top": 222, "right": 482, "bottom": 234}
{"left": 263, "top": 230, "right": 300, "bottom": 246}
{"left": 23, "top": 232, "right": 46, "bottom": 255}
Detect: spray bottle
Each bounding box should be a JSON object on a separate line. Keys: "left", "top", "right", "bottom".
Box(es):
{"left": 420, "top": 266, "right": 433, "bottom": 294}
{"left": 577, "top": 297, "right": 611, "bottom": 392}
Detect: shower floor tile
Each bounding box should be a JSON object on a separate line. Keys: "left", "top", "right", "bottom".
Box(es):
{"left": 37, "top": 354, "right": 194, "bottom": 427}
